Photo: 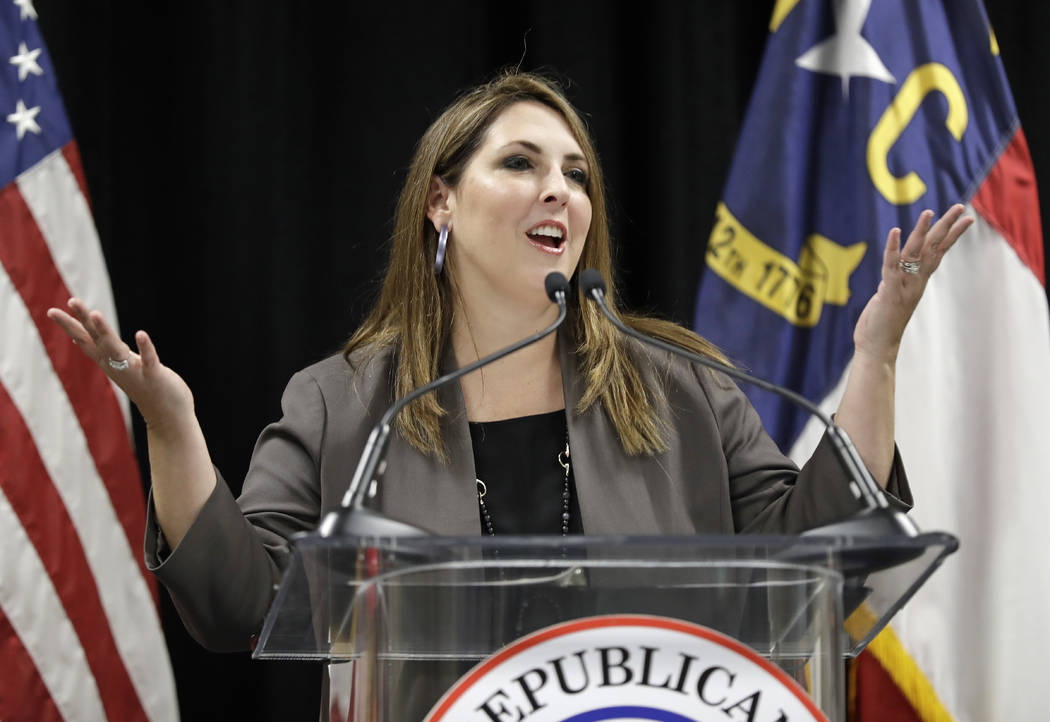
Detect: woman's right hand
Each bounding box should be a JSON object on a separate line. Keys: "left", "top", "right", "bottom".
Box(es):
{"left": 47, "top": 298, "right": 194, "bottom": 432}
{"left": 50, "top": 299, "right": 217, "bottom": 546}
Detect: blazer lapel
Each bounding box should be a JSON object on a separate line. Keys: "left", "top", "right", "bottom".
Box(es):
{"left": 378, "top": 354, "right": 480, "bottom": 535}
{"left": 559, "top": 329, "right": 666, "bottom": 535}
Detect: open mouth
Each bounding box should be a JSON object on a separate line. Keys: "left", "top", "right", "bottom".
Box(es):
{"left": 526, "top": 223, "right": 566, "bottom": 255}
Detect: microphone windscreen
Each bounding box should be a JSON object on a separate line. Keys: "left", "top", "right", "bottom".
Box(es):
{"left": 544, "top": 272, "right": 570, "bottom": 302}
{"left": 579, "top": 268, "right": 606, "bottom": 297}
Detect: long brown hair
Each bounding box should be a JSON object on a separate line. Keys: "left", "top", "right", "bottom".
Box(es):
{"left": 344, "top": 71, "right": 726, "bottom": 460}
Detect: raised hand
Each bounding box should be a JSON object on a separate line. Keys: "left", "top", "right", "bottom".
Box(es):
{"left": 46, "top": 299, "right": 194, "bottom": 431}
{"left": 852, "top": 204, "right": 974, "bottom": 364}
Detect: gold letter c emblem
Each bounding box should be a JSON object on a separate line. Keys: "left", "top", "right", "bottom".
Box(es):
{"left": 867, "top": 63, "right": 968, "bottom": 205}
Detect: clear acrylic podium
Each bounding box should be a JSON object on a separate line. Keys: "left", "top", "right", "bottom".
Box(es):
{"left": 254, "top": 532, "right": 956, "bottom": 720}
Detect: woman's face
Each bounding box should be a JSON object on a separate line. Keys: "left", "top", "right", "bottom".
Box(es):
{"left": 432, "top": 101, "right": 593, "bottom": 309}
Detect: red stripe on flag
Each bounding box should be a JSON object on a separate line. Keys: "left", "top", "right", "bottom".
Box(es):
{"left": 0, "top": 606, "right": 64, "bottom": 722}
{"left": 61, "top": 142, "right": 93, "bottom": 214}
{"left": 0, "top": 383, "right": 148, "bottom": 721}
{"left": 850, "top": 652, "right": 923, "bottom": 722}
{"left": 971, "top": 128, "right": 1045, "bottom": 286}
{"left": 0, "top": 181, "right": 153, "bottom": 595}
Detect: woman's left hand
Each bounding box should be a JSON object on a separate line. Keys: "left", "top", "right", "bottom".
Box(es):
{"left": 852, "top": 204, "right": 974, "bottom": 364}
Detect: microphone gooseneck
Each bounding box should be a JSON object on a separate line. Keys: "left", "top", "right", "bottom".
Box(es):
{"left": 579, "top": 268, "right": 917, "bottom": 540}
{"left": 319, "top": 272, "right": 571, "bottom": 537}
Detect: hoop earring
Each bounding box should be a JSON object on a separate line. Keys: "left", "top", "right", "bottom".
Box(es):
{"left": 434, "top": 224, "right": 449, "bottom": 275}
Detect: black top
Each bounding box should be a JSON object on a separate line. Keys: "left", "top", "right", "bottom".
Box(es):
{"left": 468, "top": 409, "right": 583, "bottom": 535}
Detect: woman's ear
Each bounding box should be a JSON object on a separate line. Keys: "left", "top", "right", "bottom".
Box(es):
{"left": 426, "top": 175, "right": 453, "bottom": 232}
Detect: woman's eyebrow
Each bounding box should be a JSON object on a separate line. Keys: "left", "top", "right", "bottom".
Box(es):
{"left": 500, "top": 140, "right": 587, "bottom": 164}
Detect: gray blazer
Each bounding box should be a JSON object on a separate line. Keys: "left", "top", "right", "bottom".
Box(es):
{"left": 146, "top": 334, "right": 910, "bottom": 652}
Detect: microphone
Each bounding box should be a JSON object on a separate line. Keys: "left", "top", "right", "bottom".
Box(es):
{"left": 318, "top": 272, "right": 572, "bottom": 538}
{"left": 578, "top": 268, "right": 918, "bottom": 542}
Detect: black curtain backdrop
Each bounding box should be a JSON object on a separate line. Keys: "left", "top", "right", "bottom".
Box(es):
{"left": 32, "top": 2, "right": 1050, "bottom": 720}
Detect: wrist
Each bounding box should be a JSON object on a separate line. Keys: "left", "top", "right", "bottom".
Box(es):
{"left": 144, "top": 405, "right": 200, "bottom": 444}
{"left": 852, "top": 342, "right": 899, "bottom": 369}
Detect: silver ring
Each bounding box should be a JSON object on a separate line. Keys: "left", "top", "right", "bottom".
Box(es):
{"left": 107, "top": 357, "right": 130, "bottom": 371}
{"left": 898, "top": 258, "right": 921, "bottom": 275}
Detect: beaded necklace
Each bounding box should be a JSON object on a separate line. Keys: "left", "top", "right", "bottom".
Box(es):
{"left": 476, "top": 434, "right": 571, "bottom": 536}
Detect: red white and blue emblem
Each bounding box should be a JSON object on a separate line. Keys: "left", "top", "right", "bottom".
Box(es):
{"left": 426, "top": 615, "right": 828, "bottom": 721}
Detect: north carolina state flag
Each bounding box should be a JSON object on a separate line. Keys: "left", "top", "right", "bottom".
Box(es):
{"left": 695, "top": 1, "right": 1049, "bottom": 719}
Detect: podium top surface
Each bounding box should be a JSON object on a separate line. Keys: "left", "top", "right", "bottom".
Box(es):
{"left": 255, "top": 530, "right": 957, "bottom": 661}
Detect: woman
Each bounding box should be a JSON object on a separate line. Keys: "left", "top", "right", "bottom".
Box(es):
{"left": 47, "top": 72, "right": 971, "bottom": 653}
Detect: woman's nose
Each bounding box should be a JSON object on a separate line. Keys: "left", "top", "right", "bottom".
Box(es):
{"left": 540, "top": 170, "right": 570, "bottom": 206}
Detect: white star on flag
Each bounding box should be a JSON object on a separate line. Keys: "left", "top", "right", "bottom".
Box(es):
{"left": 9, "top": 42, "right": 42, "bottom": 82}
{"left": 12, "top": 0, "right": 37, "bottom": 21}
{"left": 795, "top": 0, "right": 895, "bottom": 98}
{"left": 7, "top": 99, "right": 41, "bottom": 139}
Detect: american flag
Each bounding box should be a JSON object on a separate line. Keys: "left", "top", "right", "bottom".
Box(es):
{"left": 0, "top": 1, "right": 178, "bottom": 720}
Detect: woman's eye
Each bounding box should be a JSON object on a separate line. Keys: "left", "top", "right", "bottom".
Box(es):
{"left": 565, "top": 168, "right": 588, "bottom": 186}
{"left": 502, "top": 155, "right": 532, "bottom": 171}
